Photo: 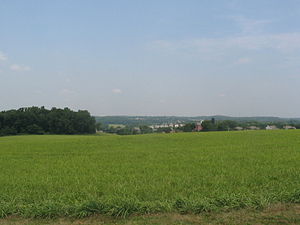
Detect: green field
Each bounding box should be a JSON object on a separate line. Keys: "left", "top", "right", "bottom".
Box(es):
{"left": 0, "top": 131, "right": 300, "bottom": 219}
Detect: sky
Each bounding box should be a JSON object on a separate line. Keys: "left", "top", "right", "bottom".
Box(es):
{"left": 1, "top": 0, "right": 300, "bottom": 117}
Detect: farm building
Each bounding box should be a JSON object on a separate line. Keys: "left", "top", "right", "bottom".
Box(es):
{"left": 247, "top": 126, "right": 260, "bottom": 130}
{"left": 234, "top": 126, "right": 244, "bottom": 131}
{"left": 283, "top": 125, "right": 296, "bottom": 130}
{"left": 194, "top": 121, "right": 203, "bottom": 131}
{"left": 266, "top": 125, "right": 278, "bottom": 130}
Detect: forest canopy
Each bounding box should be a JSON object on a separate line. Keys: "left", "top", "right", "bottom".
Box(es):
{"left": 0, "top": 107, "right": 96, "bottom": 136}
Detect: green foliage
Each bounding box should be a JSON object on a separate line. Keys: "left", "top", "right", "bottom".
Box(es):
{"left": 156, "top": 127, "right": 173, "bottom": 133}
{"left": 180, "top": 123, "right": 196, "bottom": 132}
{"left": 0, "top": 107, "right": 96, "bottom": 136}
{"left": 95, "top": 122, "right": 102, "bottom": 131}
{"left": 104, "top": 125, "right": 153, "bottom": 135}
{"left": 0, "top": 131, "right": 300, "bottom": 218}
{"left": 139, "top": 125, "right": 153, "bottom": 134}
{"left": 201, "top": 120, "right": 217, "bottom": 131}
{"left": 26, "top": 124, "right": 44, "bottom": 134}
{"left": 116, "top": 127, "right": 134, "bottom": 135}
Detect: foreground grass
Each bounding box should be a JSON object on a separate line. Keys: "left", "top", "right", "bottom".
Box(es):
{"left": 1, "top": 204, "right": 299, "bottom": 225}
{"left": 0, "top": 131, "right": 300, "bottom": 218}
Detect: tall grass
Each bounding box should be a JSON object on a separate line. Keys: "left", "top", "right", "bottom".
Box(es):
{"left": 0, "top": 130, "right": 299, "bottom": 218}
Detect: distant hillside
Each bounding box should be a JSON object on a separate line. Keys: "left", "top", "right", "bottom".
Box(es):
{"left": 95, "top": 115, "right": 300, "bottom": 126}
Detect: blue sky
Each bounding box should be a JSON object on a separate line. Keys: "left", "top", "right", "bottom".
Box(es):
{"left": 1, "top": 0, "right": 300, "bottom": 116}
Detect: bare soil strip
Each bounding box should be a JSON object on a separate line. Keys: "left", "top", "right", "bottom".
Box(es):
{"left": 1, "top": 203, "right": 299, "bottom": 225}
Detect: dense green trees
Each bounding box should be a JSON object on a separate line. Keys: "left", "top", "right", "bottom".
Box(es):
{"left": 201, "top": 120, "right": 217, "bottom": 131}
{"left": 0, "top": 107, "right": 96, "bottom": 136}
{"left": 180, "top": 123, "right": 196, "bottom": 132}
{"left": 2, "top": 108, "right": 299, "bottom": 137}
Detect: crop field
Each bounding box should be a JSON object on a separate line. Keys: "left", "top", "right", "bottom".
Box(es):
{"left": 0, "top": 131, "right": 300, "bottom": 219}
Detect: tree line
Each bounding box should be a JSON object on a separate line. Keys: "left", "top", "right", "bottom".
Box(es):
{"left": 201, "top": 119, "right": 300, "bottom": 131}
{"left": 100, "top": 118, "right": 300, "bottom": 135}
{"left": 0, "top": 107, "right": 96, "bottom": 136}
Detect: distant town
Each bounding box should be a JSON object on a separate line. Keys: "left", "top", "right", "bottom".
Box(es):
{"left": 1, "top": 108, "right": 299, "bottom": 137}
{"left": 96, "top": 116, "right": 300, "bottom": 135}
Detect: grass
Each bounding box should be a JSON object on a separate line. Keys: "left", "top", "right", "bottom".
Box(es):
{"left": 0, "top": 130, "right": 300, "bottom": 219}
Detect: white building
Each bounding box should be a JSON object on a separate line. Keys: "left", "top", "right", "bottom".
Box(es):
{"left": 266, "top": 125, "right": 278, "bottom": 130}
{"left": 283, "top": 125, "right": 296, "bottom": 130}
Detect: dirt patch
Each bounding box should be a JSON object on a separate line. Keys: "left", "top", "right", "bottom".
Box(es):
{"left": 0, "top": 203, "right": 299, "bottom": 225}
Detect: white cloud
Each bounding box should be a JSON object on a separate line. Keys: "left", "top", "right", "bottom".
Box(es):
{"left": 151, "top": 40, "right": 173, "bottom": 49}
{"left": 59, "top": 89, "right": 76, "bottom": 102}
{"left": 60, "top": 89, "right": 75, "bottom": 95}
{"left": 230, "top": 16, "right": 272, "bottom": 34}
{"left": 218, "top": 93, "right": 226, "bottom": 97}
{"left": 112, "top": 88, "right": 122, "bottom": 94}
{"left": 236, "top": 57, "right": 251, "bottom": 64}
{"left": 10, "top": 64, "right": 31, "bottom": 72}
{"left": 33, "top": 90, "right": 43, "bottom": 94}
{"left": 0, "top": 52, "right": 7, "bottom": 61}
{"left": 65, "top": 78, "right": 71, "bottom": 83}
{"left": 151, "top": 32, "right": 300, "bottom": 59}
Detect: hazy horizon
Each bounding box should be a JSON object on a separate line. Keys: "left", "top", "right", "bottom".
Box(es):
{"left": 1, "top": 105, "right": 300, "bottom": 119}
{"left": 1, "top": 1, "right": 300, "bottom": 117}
